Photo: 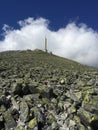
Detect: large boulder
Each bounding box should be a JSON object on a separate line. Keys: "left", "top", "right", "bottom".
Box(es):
{"left": 3, "top": 110, "right": 17, "bottom": 129}
{"left": 19, "top": 100, "right": 29, "bottom": 123}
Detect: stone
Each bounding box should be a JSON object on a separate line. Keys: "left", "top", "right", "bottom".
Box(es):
{"left": 28, "top": 81, "right": 38, "bottom": 94}
{"left": 64, "top": 101, "right": 71, "bottom": 111}
{"left": 29, "top": 118, "right": 37, "bottom": 129}
{"left": 67, "top": 105, "right": 76, "bottom": 114}
{"left": 14, "top": 126, "right": 25, "bottom": 130}
{"left": 82, "top": 94, "right": 98, "bottom": 114}
{"left": 60, "top": 126, "right": 69, "bottom": 130}
{"left": 51, "top": 122, "right": 59, "bottom": 129}
{"left": 69, "top": 120, "right": 76, "bottom": 126}
{"left": 60, "top": 79, "right": 65, "bottom": 85}
{"left": 22, "top": 83, "right": 30, "bottom": 95}
{"left": 87, "top": 79, "right": 95, "bottom": 86}
{"left": 23, "top": 95, "right": 34, "bottom": 108}
{"left": 0, "top": 50, "right": 98, "bottom": 130}
{"left": 0, "top": 95, "right": 11, "bottom": 108}
{"left": 0, "top": 105, "right": 6, "bottom": 113}
{"left": 69, "top": 89, "right": 81, "bottom": 102}
{"left": 0, "top": 113, "right": 3, "bottom": 122}
{"left": 59, "top": 112, "right": 68, "bottom": 120}
{"left": 11, "top": 82, "right": 22, "bottom": 95}
{"left": 19, "top": 100, "right": 29, "bottom": 123}
{"left": 76, "top": 79, "right": 86, "bottom": 87}
{"left": 77, "top": 108, "right": 92, "bottom": 126}
{"left": 11, "top": 97, "right": 19, "bottom": 111}
{"left": 3, "top": 110, "right": 17, "bottom": 129}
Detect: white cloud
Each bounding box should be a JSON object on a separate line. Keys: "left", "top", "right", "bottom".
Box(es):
{"left": 0, "top": 17, "right": 98, "bottom": 67}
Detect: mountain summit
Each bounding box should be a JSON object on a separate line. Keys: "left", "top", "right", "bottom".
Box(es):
{"left": 0, "top": 49, "right": 96, "bottom": 72}
{"left": 0, "top": 49, "right": 98, "bottom": 130}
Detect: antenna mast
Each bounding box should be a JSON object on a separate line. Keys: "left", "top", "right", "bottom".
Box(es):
{"left": 44, "top": 37, "right": 47, "bottom": 52}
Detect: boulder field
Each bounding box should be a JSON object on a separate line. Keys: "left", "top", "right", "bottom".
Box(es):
{"left": 0, "top": 50, "right": 98, "bottom": 130}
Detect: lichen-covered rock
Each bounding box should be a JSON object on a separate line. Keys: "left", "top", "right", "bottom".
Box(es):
{"left": 47, "top": 113, "right": 56, "bottom": 125}
{"left": 52, "top": 121, "right": 59, "bottom": 129}
{"left": 77, "top": 108, "right": 92, "bottom": 126}
{"left": 11, "top": 97, "right": 19, "bottom": 111}
{"left": 11, "top": 82, "right": 22, "bottom": 95}
{"left": 3, "top": 110, "right": 17, "bottom": 129}
{"left": 0, "top": 50, "right": 98, "bottom": 130}
{"left": 37, "top": 85, "right": 49, "bottom": 98}
{"left": 19, "top": 100, "right": 29, "bottom": 123}
{"left": 0, "top": 95, "right": 11, "bottom": 108}
{"left": 14, "top": 126, "right": 26, "bottom": 130}
{"left": 23, "top": 95, "right": 34, "bottom": 108}
{"left": 67, "top": 105, "right": 76, "bottom": 114}
{"left": 60, "top": 79, "right": 65, "bottom": 85}
{"left": 28, "top": 81, "right": 38, "bottom": 94}
{"left": 82, "top": 93, "right": 98, "bottom": 114}
{"left": 28, "top": 118, "right": 37, "bottom": 129}
{"left": 0, "top": 105, "right": 6, "bottom": 113}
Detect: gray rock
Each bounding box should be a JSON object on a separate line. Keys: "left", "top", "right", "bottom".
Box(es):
{"left": 27, "top": 82, "right": 38, "bottom": 94}
{"left": 11, "top": 97, "right": 19, "bottom": 111}
{"left": 3, "top": 110, "right": 17, "bottom": 129}
{"left": 87, "top": 79, "right": 95, "bottom": 86}
{"left": 11, "top": 82, "right": 22, "bottom": 95}
{"left": 51, "top": 121, "right": 59, "bottom": 129}
{"left": 19, "top": 100, "right": 29, "bottom": 123}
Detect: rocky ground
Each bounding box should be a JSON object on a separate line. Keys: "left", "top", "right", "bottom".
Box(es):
{"left": 0, "top": 50, "right": 98, "bottom": 130}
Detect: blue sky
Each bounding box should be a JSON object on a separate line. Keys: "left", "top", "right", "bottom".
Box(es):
{"left": 0, "top": 0, "right": 98, "bottom": 67}
{"left": 0, "top": 0, "right": 98, "bottom": 31}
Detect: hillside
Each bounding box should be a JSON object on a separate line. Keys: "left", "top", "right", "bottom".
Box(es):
{"left": 0, "top": 49, "right": 96, "bottom": 72}
{"left": 0, "top": 49, "right": 98, "bottom": 130}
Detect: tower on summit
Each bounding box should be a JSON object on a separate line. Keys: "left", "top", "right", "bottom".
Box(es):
{"left": 44, "top": 37, "right": 47, "bottom": 52}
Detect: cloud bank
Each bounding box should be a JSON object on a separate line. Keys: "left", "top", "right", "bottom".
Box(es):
{"left": 0, "top": 17, "right": 98, "bottom": 67}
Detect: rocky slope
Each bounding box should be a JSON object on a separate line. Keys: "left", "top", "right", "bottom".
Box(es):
{"left": 0, "top": 49, "right": 98, "bottom": 130}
